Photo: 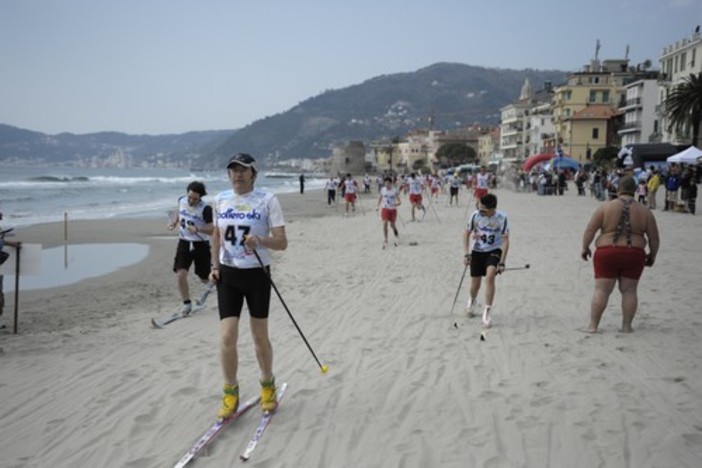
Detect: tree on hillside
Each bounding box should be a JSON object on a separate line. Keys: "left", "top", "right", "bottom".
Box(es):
{"left": 664, "top": 72, "right": 702, "bottom": 147}
{"left": 436, "top": 143, "right": 477, "bottom": 168}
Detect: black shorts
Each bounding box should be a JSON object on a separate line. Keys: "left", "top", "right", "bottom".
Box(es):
{"left": 450, "top": 187, "right": 459, "bottom": 196}
{"left": 470, "top": 249, "right": 502, "bottom": 277}
{"left": 173, "top": 240, "right": 211, "bottom": 280}
{"left": 217, "top": 264, "right": 272, "bottom": 320}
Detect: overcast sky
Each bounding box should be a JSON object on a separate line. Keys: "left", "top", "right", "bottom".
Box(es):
{"left": 1, "top": 0, "right": 699, "bottom": 135}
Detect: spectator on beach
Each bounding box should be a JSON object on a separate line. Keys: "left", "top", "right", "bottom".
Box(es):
{"left": 647, "top": 169, "right": 661, "bottom": 209}
{"left": 685, "top": 176, "right": 697, "bottom": 215}
{"left": 168, "top": 181, "right": 214, "bottom": 316}
{"left": 557, "top": 170, "right": 567, "bottom": 195}
{"left": 463, "top": 193, "right": 510, "bottom": 329}
{"left": 325, "top": 176, "right": 337, "bottom": 206}
{"left": 0, "top": 212, "right": 20, "bottom": 330}
{"left": 636, "top": 179, "right": 648, "bottom": 204}
{"left": 449, "top": 172, "right": 461, "bottom": 206}
{"left": 299, "top": 174, "right": 305, "bottom": 195}
{"left": 377, "top": 176, "right": 401, "bottom": 249}
{"left": 581, "top": 175, "right": 660, "bottom": 333}
{"left": 664, "top": 165, "right": 681, "bottom": 211}
{"left": 210, "top": 153, "right": 288, "bottom": 417}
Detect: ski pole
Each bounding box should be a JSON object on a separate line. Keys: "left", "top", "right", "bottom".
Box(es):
{"left": 503, "top": 264, "right": 530, "bottom": 272}
{"left": 426, "top": 194, "right": 441, "bottom": 223}
{"left": 252, "top": 249, "right": 329, "bottom": 375}
{"left": 450, "top": 262, "right": 469, "bottom": 326}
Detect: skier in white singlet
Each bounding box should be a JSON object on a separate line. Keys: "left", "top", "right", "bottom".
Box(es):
{"left": 377, "top": 176, "right": 402, "bottom": 248}
{"left": 473, "top": 166, "right": 491, "bottom": 208}
{"left": 210, "top": 153, "right": 288, "bottom": 418}
{"left": 168, "top": 181, "right": 214, "bottom": 316}
{"left": 408, "top": 173, "right": 426, "bottom": 221}
{"left": 463, "top": 193, "right": 509, "bottom": 328}
{"left": 342, "top": 173, "right": 359, "bottom": 216}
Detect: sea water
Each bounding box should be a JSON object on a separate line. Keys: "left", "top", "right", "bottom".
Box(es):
{"left": 0, "top": 166, "right": 324, "bottom": 292}
{"left": 0, "top": 166, "right": 325, "bottom": 228}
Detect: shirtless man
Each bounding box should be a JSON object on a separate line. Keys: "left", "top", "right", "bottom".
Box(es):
{"left": 581, "top": 175, "right": 660, "bottom": 333}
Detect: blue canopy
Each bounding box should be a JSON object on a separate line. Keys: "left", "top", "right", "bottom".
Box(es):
{"left": 544, "top": 155, "right": 581, "bottom": 171}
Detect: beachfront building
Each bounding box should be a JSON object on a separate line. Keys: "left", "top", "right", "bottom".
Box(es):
{"left": 552, "top": 58, "right": 631, "bottom": 162}
{"left": 618, "top": 77, "right": 660, "bottom": 146}
{"left": 499, "top": 78, "right": 556, "bottom": 162}
{"left": 658, "top": 28, "right": 702, "bottom": 145}
{"left": 565, "top": 104, "right": 620, "bottom": 161}
{"left": 478, "top": 128, "right": 501, "bottom": 166}
{"left": 499, "top": 101, "right": 528, "bottom": 161}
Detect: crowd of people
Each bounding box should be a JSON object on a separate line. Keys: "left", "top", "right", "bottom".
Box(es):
{"left": 509, "top": 162, "right": 699, "bottom": 215}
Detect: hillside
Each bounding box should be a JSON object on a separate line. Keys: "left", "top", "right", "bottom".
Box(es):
{"left": 1, "top": 63, "right": 567, "bottom": 168}
{"left": 209, "top": 62, "right": 566, "bottom": 168}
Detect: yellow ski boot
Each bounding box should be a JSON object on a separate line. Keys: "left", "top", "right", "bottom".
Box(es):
{"left": 217, "top": 383, "right": 239, "bottom": 420}
{"left": 260, "top": 377, "right": 278, "bottom": 413}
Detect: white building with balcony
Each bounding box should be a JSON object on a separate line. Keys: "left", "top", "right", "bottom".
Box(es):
{"left": 659, "top": 28, "right": 702, "bottom": 144}
{"left": 618, "top": 78, "right": 659, "bottom": 146}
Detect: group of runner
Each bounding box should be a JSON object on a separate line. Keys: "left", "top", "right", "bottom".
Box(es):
{"left": 165, "top": 154, "right": 659, "bottom": 425}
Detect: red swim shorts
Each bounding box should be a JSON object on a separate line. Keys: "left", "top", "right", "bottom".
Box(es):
{"left": 409, "top": 194, "right": 422, "bottom": 205}
{"left": 345, "top": 193, "right": 357, "bottom": 203}
{"left": 593, "top": 246, "right": 646, "bottom": 279}
{"left": 381, "top": 208, "right": 397, "bottom": 222}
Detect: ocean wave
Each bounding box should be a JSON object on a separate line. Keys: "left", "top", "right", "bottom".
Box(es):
{"left": 28, "top": 176, "right": 90, "bottom": 182}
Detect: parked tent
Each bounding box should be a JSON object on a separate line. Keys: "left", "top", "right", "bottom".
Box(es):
{"left": 617, "top": 143, "right": 683, "bottom": 167}
{"left": 666, "top": 146, "right": 702, "bottom": 164}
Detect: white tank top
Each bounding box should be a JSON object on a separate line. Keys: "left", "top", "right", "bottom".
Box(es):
{"left": 213, "top": 189, "right": 285, "bottom": 268}
{"left": 177, "top": 196, "right": 210, "bottom": 242}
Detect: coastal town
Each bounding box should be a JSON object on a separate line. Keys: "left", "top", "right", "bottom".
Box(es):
{"left": 294, "top": 29, "right": 701, "bottom": 178}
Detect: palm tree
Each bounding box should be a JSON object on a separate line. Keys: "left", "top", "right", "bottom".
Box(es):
{"left": 664, "top": 72, "right": 702, "bottom": 147}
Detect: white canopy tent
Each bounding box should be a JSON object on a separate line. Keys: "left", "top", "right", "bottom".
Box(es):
{"left": 667, "top": 146, "right": 702, "bottom": 164}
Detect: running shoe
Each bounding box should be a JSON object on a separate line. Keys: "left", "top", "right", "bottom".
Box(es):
{"left": 482, "top": 306, "right": 492, "bottom": 328}
{"left": 180, "top": 302, "right": 193, "bottom": 317}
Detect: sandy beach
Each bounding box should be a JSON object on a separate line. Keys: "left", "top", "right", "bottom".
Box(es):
{"left": 1, "top": 185, "right": 701, "bottom": 468}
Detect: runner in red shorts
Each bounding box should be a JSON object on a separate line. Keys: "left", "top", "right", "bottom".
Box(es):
{"left": 377, "top": 176, "right": 401, "bottom": 249}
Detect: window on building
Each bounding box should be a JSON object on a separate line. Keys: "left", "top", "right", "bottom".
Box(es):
{"left": 681, "top": 52, "right": 687, "bottom": 71}
{"left": 602, "top": 90, "right": 610, "bottom": 103}
{"left": 589, "top": 90, "right": 597, "bottom": 102}
{"left": 692, "top": 49, "right": 697, "bottom": 68}
{"left": 674, "top": 55, "right": 679, "bottom": 73}
{"left": 592, "top": 128, "right": 599, "bottom": 139}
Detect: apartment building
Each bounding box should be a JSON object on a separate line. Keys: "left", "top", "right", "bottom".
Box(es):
{"left": 658, "top": 28, "right": 702, "bottom": 144}
{"left": 618, "top": 77, "right": 660, "bottom": 146}
{"left": 552, "top": 59, "right": 631, "bottom": 161}
{"left": 499, "top": 78, "right": 555, "bottom": 161}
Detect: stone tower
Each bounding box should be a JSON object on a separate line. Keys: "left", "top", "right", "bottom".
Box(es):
{"left": 330, "top": 141, "right": 366, "bottom": 175}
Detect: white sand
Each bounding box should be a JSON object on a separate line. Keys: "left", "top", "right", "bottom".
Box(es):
{"left": 1, "top": 187, "right": 701, "bottom": 468}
